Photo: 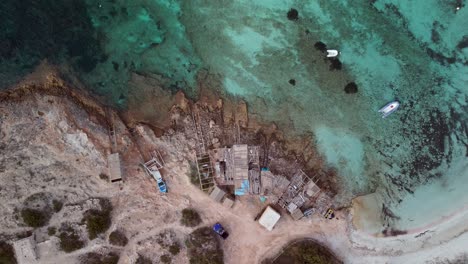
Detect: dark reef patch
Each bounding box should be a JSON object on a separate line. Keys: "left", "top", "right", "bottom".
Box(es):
{"left": 431, "top": 22, "right": 442, "bottom": 43}
{"left": 456, "top": 35, "right": 468, "bottom": 50}
{"left": 328, "top": 58, "right": 342, "bottom": 71}
{"left": 0, "top": 0, "right": 103, "bottom": 88}
{"left": 314, "top": 41, "right": 327, "bottom": 52}
{"left": 287, "top": 8, "right": 299, "bottom": 21}
{"left": 400, "top": 109, "right": 450, "bottom": 181}
{"left": 344, "top": 82, "right": 358, "bottom": 94}
{"left": 426, "top": 48, "right": 456, "bottom": 65}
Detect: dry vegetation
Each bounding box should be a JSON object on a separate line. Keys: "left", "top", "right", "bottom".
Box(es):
{"left": 0, "top": 241, "right": 16, "bottom": 264}
{"left": 108, "top": 230, "right": 128, "bottom": 247}
{"left": 265, "top": 240, "right": 342, "bottom": 264}
{"left": 185, "top": 227, "right": 224, "bottom": 264}
{"left": 79, "top": 252, "right": 120, "bottom": 264}
{"left": 83, "top": 198, "right": 113, "bottom": 240}
{"left": 181, "top": 208, "right": 202, "bottom": 227}
{"left": 58, "top": 223, "right": 85, "bottom": 253}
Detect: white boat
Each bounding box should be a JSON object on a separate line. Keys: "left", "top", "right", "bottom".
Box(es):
{"left": 326, "top": 49, "right": 339, "bottom": 57}
{"left": 378, "top": 101, "right": 400, "bottom": 118}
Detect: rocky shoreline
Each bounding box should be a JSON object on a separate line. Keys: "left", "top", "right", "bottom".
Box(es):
{"left": 1, "top": 64, "right": 341, "bottom": 197}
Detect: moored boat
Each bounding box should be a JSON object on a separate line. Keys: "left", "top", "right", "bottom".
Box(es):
{"left": 378, "top": 101, "right": 400, "bottom": 118}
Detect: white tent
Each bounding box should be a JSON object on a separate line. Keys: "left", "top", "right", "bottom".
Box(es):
{"left": 258, "top": 206, "right": 280, "bottom": 231}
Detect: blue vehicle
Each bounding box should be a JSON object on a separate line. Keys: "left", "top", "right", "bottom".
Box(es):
{"left": 143, "top": 156, "right": 167, "bottom": 193}
{"left": 213, "top": 223, "right": 229, "bottom": 239}
{"left": 157, "top": 178, "right": 167, "bottom": 193}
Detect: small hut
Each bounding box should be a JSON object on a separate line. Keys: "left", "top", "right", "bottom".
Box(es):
{"left": 258, "top": 206, "right": 281, "bottom": 231}
{"left": 13, "top": 236, "right": 37, "bottom": 264}
{"left": 108, "top": 153, "right": 122, "bottom": 183}
{"left": 209, "top": 186, "right": 226, "bottom": 203}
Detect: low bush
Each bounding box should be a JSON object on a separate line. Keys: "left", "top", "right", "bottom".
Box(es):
{"left": 185, "top": 227, "right": 223, "bottom": 264}
{"left": 99, "top": 173, "right": 109, "bottom": 181}
{"left": 180, "top": 208, "right": 201, "bottom": 227}
{"left": 269, "top": 240, "right": 342, "bottom": 264}
{"left": 58, "top": 224, "right": 85, "bottom": 253}
{"left": 135, "top": 254, "right": 152, "bottom": 264}
{"left": 47, "top": 226, "right": 56, "bottom": 236}
{"left": 0, "top": 241, "right": 17, "bottom": 264}
{"left": 80, "top": 252, "right": 119, "bottom": 264}
{"left": 169, "top": 243, "right": 181, "bottom": 255}
{"left": 83, "top": 198, "right": 112, "bottom": 240}
{"left": 187, "top": 162, "right": 200, "bottom": 186}
{"left": 52, "top": 200, "right": 63, "bottom": 212}
{"left": 160, "top": 254, "right": 171, "bottom": 264}
{"left": 109, "top": 230, "right": 128, "bottom": 247}
{"left": 20, "top": 208, "right": 49, "bottom": 228}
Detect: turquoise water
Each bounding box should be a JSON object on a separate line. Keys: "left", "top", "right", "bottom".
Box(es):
{"left": 1, "top": 0, "right": 467, "bottom": 231}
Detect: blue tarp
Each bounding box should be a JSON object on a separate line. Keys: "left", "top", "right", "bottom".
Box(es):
{"left": 234, "top": 179, "right": 250, "bottom": 195}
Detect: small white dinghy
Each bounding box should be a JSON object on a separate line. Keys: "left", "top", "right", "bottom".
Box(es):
{"left": 378, "top": 101, "right": 400, "bottom": 118}
{"left": 326, "top": 49, "right": 339, "bottom": 57}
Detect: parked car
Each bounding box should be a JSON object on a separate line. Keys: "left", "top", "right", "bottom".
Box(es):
{"left": 303, "top": 208, "right": 315, "bottom": 217}
{"left": 213, "top": 223, "right": 229, "bottom": 239}
{"left": 157, "top": 178, "right": 167, "bottom": 193}
{"left": 324, "top": 208, "right": 335, "bottom": 219}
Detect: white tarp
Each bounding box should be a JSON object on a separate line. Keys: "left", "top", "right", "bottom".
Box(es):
{"left": 258, "top": 206, "right": 280, "bottom": 231}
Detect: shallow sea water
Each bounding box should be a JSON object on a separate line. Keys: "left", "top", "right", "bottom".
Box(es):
{"left": 1, "top": 0, "right": 467, "bottom": 231}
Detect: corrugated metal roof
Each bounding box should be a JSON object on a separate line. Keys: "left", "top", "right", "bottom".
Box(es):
{"left": 209, "top": 186, "right": 226, "bottom": 202}
{"left": 233, "top": 144, "right": 248, "bottom": 180}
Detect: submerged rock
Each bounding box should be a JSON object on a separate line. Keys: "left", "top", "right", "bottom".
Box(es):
{"left": 329, "top": 58, "right": 342, "bottom": 71}
{"left": 344, "top": 82, "right": 358, "bottom": 94}
{"left": 289, "top": 79, "right": 296, "bottom": 86}
{"left": 287, "top": 8, "right": 299, "bottom": 21}
{"left": 314, "top": 41, "right": 327, "bottom": 52}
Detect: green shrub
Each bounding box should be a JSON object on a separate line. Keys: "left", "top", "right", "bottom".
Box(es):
{"left": 160, "top": 254, "right": 171, "bottom": 264}
{"left": 185, "top": 227, "right": 223, "bottom": 264}
{"left": 109, "top": 230, "right": 128, "bottom": 247}
{"left": 180, "top": 208, "right": 202, "bottom": 227}
{"left": 52, "top": 200, "right": 63, "bottom": 212}
{"left": 47, "top": 226, "right": 56, "bottom": 236}
{"left": 0, "top": 241, "right": 17, "bottom": 264}
{"left": 58, "top": 224, "right": 85, "bottom": 253}
{"left": 20, "top": 208, "right": 49, "bottom": 228}
{"left": 169, "top": 243, "right": 180, "bottom": 255}
{"left": 135, "top": 254, "right": 152, "bottom": 264}
{"left": 83, "top": 198, "right": 112, "bottom": 240}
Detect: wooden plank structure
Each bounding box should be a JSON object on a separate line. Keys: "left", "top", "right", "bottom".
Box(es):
{"left": 233, "top": 144, "right": 249, "bottom": 195}
{"left": 108, "top": 153, "right": 123, "bottom": 183}
{"left": 105, "top": 108, "right": 118, "bottom": 153}
{"left": 277, "top": 170, "right": 314, "bottom": 211}
{"left": 248, "top": 146, "right": 261, "bottom": 195}
{"left": 221, "top": 147, "right": 234, "bottom": 183}
{"left": 261, "top": 171, "right": 290, "bottom": 204}
{"left": 192, "top": 110, "right": 215, "bottom": 192}
{"left": 142, "top": 150, "right": 165, "bottom": 182}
